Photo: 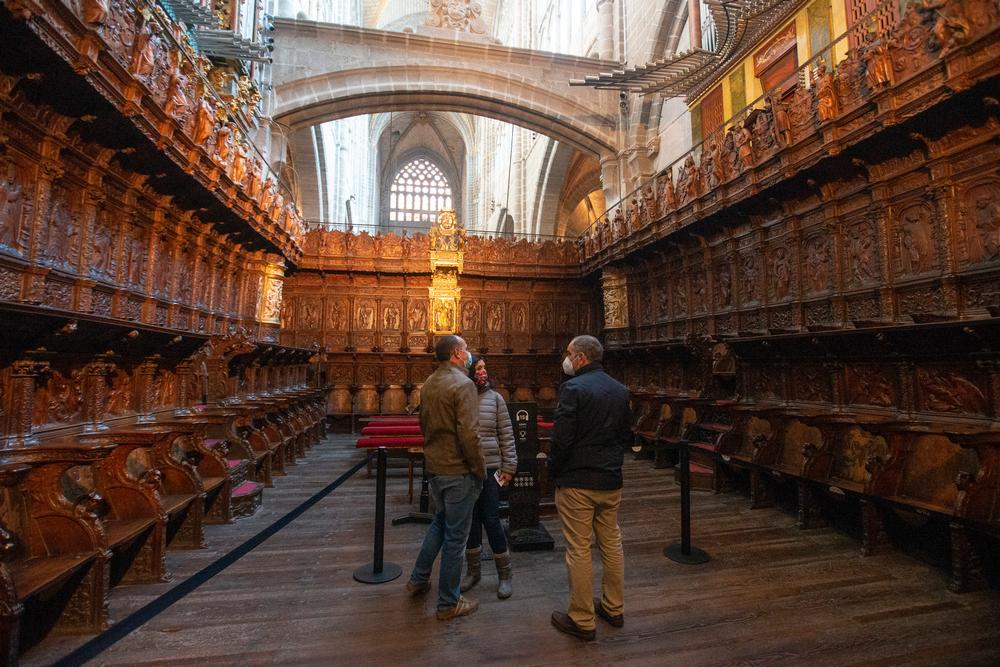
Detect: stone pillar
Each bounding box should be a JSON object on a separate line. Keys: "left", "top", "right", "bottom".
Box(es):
{"left": 599, "top": 155, "right": 622, "bottom": 209}
{"left": 689, "top": 0, "right": 702, "bottom": 51}
{"left": 596, "top": 0, "right": 616, "bottom": 61}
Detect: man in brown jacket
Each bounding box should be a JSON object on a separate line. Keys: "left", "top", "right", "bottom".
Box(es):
{"left": 406, "top": 335, "right": 486, "bottom": 620}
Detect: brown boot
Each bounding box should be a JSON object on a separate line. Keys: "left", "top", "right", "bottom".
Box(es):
{"left": 460, "top": 547, "right": 481, "bottom": 592}
{"left": 436, "top": 595, "right": 479, "bottom": 620}
{"left": 495, "top": 551, "right": 512, "bottom": 599}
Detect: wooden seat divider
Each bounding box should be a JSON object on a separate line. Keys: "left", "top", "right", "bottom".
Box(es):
{"left": 0, "top": 454, "right": 112, "bottom": 656}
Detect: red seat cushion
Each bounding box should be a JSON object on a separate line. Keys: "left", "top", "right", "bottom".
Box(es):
{"left": 361, "top": 426, "right": 423, "bottom": 436}
{"left": 356, "top": 436, "right": 425, "bottom": 449}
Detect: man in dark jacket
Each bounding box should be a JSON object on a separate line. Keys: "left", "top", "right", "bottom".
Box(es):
{"left": 406, "top": 334, "right": 486, "bottom": 620}
{"left": 549, "top": 335, "right": 631, "bottom": 640}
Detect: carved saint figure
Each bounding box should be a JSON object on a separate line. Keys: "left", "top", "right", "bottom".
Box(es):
{"left": 486, "top": 302, "right": 503, "bottom": 332}
{"left": 898, "top": 206, "right": 932, "bottom": 274}
{"left": 848, "top": 224, "right": 877, "bottom": 285}
{"left": 813, "top": 60, "right": 840, "bottom": 122}
{"left": 804, "top": 236, "right": 829, "bottom": 292}
{"left": 45, "top": 194, "right": 77, "bottom": 268}
{"left": 231, "top": 142, "right": 250, "bottom": 185}
{"left": 302, "top": 300, "right": 320, "bottom": 329}
{"left": 673, "top": 281, "right": 687, "bottom": 315}
{"left": 772, "top": 246, "right": 792, "bottom": 299}
{"left": 717, "top": 264, "right": 732, "bottom": 307}
{"left": 328, "top": 300, "right": 345, "bottom": 330}
{"left": 611, "top": 207, "right": 625, "bottom": 241}
{"left": 627, "top": 197, "right": 640, "bottom": 233}
{"left": 769, "top": 94, "right": 793, "bottom": 147}
{"left": 164, "top": 53, "right": 190, "bottom": 119}
{"left": 213, "top": 123, "right": 233, "bottom": 165}
{"left": 535, "top": 303, "right": 551, "bottom": 332}
{"left": 192, "top": 96, "right": 215, "bottom": 146}
{"left": 701, "top": 138, "right": 721, "bottom": 189}
{"left": 434, "top": 300, "right": 455, "bottom": 332}
{"left": 723, "top": 127, "right": 741, "bottom": 175}
{"left": 752, "top": 107, "right": 776, "bottom": 152}
{"left": 91, "top": 219, "right": 114, "bottom": 277}
{"left": 735, "top": 123, "right": 754, "bottom": 171}
{"left": 642, "top": 185, "right": 657, "bottom": 223}
{"left": 863, "top": 43, "right": 893, "bottom": 90}
{"left": 511, "top": 304, "right": 527, "bottom": 332}
{"left": 403, "top": 302, "right": 424, "bottom": 331}
{"left": 741, "top": 252, "right": 760, "bottom": 302}
{"left": 358, "top": 301, "right": 375, "bottom": 330}
{"left": 81, "top": 0, "right": 108, "bottom": 24}
{"left": 973, "top": 196, "right": 1000, "bottom": 259}
{"left": 247, "top": 159, "right": 263, "bottom": 199}
{"left": 684, "top": 154, "right": 702, "bottom": 201}
{"left": 656, "top": 169, "right": 676, "bottom": 212}
{"left": 461, "top": 301, "right": 479, "bottom": 331}
{"left": 130, "top": 20, "right": 156, "bottom": 78}
{"left": 0, "top": 164, "right": 22, "bottom": 247}
{"left": 922, "top": 0, "right": 971, "bottom": 53}
{"left": 383, "top": 303, "right": 401, "bottom": 331}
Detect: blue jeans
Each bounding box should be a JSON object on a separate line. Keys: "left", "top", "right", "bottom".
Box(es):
{"left": 409, "top": 473, "right": 480, "bottom": 610}
{"left": 467, "top": 468, "right": 509, "bottom": 554}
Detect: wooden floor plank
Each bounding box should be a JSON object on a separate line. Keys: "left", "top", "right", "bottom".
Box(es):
{"left": 21, "top": 435, "right": 1000, "bottom": 666}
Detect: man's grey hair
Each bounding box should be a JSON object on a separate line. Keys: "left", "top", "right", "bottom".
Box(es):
{"left": 570, "top": 335, "right": 603, "bottom": 363}
{"left": 434, "top": 334, "right": 464, "bottom": 362}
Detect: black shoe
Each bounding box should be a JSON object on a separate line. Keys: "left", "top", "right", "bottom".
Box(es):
{"left": 594, "top": 597, "right": 624, "bottom": 628}
{"left": 551, "top": 610, "right": 596, "bottom": 641}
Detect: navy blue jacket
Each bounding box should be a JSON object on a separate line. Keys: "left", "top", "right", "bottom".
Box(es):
{"left": 548, "top": 363, "right": 631, "bottom": 490}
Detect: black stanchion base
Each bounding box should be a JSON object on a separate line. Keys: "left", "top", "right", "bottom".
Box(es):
{"left": 509, "top": 524, "right": 554, "bottom": 552}
{"left": 353, "top": 561, "right": 402, "bottom": 584}
{"left": 664, "top": 543, "right": 711, "bottom": 565}
{"left": 391, "top": 512, "right": 433, "bottom": 526}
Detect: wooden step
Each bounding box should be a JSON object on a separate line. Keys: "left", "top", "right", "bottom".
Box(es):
{"left": 674, "top": 462, "right": 715, "bottom": 492}
{"left": 231, "top": 480, "right": 264, "bottom": 519}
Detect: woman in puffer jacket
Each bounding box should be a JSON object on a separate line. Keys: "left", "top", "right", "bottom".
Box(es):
{"left": 461, "top": 356, "right": 517, "bottom": 599}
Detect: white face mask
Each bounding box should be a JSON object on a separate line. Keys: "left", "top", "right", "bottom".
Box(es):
{"left": 562, "top": 355, "right": 576, "bottom": 376}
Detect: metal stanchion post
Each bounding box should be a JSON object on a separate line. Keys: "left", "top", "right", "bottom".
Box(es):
{"left": 664, "top": 443, "right": 711, "bottom": 564}
{"left": 354, "top": 447, "right": 403, "bottom": 583}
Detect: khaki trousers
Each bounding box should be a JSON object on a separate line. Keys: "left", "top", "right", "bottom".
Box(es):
{"left": 554, "top": 486, "right": 625, "bottom": 631}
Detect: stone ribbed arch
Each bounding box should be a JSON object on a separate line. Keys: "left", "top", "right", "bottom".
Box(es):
{"left": 269, "top": 19, "right": 621, "bottom": 159}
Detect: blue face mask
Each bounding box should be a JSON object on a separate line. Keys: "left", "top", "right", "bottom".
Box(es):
{"left": 463, "top": 352, "right": 474, "bottom": 370}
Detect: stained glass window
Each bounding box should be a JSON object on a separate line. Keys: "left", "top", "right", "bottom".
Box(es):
{"left": 388, "top": 158, "right": 453, "bottom": 226}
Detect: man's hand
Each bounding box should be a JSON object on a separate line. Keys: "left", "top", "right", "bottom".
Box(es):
{"left": 497, "top": 471, "right": 514, "bottom": 486}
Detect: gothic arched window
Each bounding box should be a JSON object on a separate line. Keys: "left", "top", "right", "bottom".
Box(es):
{"left": 388, "top": 158, "right": 453, "bottom": 226}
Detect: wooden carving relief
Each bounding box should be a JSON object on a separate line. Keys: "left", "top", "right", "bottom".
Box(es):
{"left": 961, "top": 180, "right": 1000, "bottom": 265}
{"left": 845, "top": 220, "right": 879, "bottom": 288}
{"left": 894, "top": 203, "right": 937, "bottom": 276}
{"left": 917, "top": 367, "right": 988, "bottom": 415}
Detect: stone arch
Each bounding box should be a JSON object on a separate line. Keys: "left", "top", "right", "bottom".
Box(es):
{"left": 272, "top": 65, "right": 618, "bottom": 159}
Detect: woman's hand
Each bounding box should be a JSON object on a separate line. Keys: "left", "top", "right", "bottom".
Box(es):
{"left": 497, "top": 471, "right": 514, "bottom": 486}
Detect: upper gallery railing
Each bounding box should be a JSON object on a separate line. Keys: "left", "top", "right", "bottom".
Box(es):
{"left": 579, "top": 0, "right": 986, "bottom": 263}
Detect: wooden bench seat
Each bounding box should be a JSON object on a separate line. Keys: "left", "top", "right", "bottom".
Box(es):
{"left": 9, "top": 553, "right": 99, "bottom": 602}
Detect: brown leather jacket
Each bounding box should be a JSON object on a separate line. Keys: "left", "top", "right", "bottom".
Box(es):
{"left": 419, "top": 363, "right": 485, "bottom": 479}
